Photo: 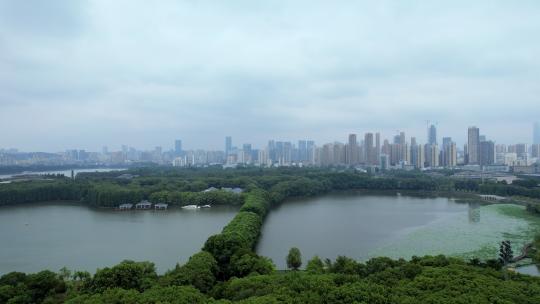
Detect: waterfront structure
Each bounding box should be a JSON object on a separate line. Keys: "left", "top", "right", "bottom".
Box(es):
{"left": 135, "top": 201, "right": 152, "bottom": 209}
{"left": 118, "top": 203, "right": 133, "bottom": 210}
{"left": 154, "top": 203, "right": 168, "bottom": 210}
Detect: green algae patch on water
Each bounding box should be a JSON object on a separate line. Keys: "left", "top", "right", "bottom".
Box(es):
{"left": 368, "top": 204, "right": 540, "bottom": 261}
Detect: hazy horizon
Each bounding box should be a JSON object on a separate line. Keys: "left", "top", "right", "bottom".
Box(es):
{"left": 1, "top": 1, "right": 540, "bottom": 152}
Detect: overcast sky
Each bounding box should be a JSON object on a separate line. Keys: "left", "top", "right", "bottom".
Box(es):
{"left": 1, "top": 0, "right": 539, "bottom": 152}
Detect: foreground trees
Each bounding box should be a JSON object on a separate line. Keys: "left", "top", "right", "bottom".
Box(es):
{"left": 3, "top": 255, "right": 536, "bottom": 304}
{"left": 286, "top": 247, "right": 302, "bottom": 271}
{"left": 499, "top": 240, "right": 514, "bottom": 266}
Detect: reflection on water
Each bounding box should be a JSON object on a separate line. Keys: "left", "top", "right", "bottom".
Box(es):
{"left": 468, "top": 202, "right": 481, "bottom": 223}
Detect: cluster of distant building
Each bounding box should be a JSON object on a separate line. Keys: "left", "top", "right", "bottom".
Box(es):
{"left": 2, "top": 123, "right": 540, "bottom": 175}
{"left": 171, "top": 124, "right": 540, "bottom": 175}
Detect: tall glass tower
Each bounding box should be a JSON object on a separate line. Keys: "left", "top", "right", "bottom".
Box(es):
{"left": 428, "top": 124, "right": 437, "bottom": 146}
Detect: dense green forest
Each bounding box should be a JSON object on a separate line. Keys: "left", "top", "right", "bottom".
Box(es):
{"left": 1, "top": 167, "right": 540, "bottom": 303}
{"left": 1, "top": 167, "right": 540, "bottom": 208}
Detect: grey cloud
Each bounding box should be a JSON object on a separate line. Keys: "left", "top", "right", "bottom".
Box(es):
{"left": 1, "top": 1, "right": 540, "bottom": 151}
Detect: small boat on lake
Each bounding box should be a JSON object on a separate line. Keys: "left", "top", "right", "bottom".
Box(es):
{"left": 200, "top": 205, "right": 211, "bottom": 208}
{"left": 182, "top": 204, "right": 200, "bottom": 209}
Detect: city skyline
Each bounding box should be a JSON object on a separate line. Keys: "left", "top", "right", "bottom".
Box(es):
{"left": 1, "top": 122, "right": 539, "bottom": 153}
{"left": 1, "top": 1, "right": 540, "bottom": 151}
{"left": 2, "top": 123, "right": 540, "bottom": 169}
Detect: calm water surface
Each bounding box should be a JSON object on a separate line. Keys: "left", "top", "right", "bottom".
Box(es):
{"left": 0, "top": 202, "right": 237, "bottom": 274}
{"left": 3, "top": 193, "right": 539, "bottom": 274}
{"left": 516, "top": 264, "right": 540, "bottom": 276}
{"left": 257, "top": 193, "right": 540, "bottom": 269}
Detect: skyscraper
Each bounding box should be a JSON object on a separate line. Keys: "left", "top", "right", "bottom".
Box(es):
{"left": 225, "top": 136, "right": 232, "bottom": 156}
{"left": 174, "top": 139, "right": 182, "bottom": 156}
{"left": 428, "top": 124, "right": 437, "bottom": 145}
{"left": 375, "top": 133, "right": 381, "bottom": 163}
{"left": 429, "top": 144, "right": 439, "bottom": 167}
{"left": 307, "top": 140, "right": 315, "bottom": 164}
{"left": 534, "top": 122, "right": 540, "bottom": 144}
{"left": 399, "top": 132, "right": 407, "bottom": 163}
{"left": 515, "top": 143, "right": 528, "bottom": 159}
{"left": 347, "top": 134, "right": 358, "bottom": 165}
{"left": 467, "top": 126, "right": 480, "bottom": 165}
{"left": 532, "top": 144, "right": 540, "bottom": 158}
{"left": 364, "top": 133, "right": 375, "bottom": 165}
{"left": 441, "top": 137, "right": 451, "bottom": 166}
{"left": 442, "top": 137, "right": 452, "bottom": 149}
{"left": 298, "top": 140, "right": 307, "bottom": 162}
{"left": 479, "top": 141, "right": 495, "bottom": 166}
{"left": 443, "top": 142, "right": 457, "bottom": 167}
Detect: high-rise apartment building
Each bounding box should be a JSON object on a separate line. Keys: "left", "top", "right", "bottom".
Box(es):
{"left": 298, "top": 140, "right": 307, "bottom": 162}
{"left": 375, "top": 133, "right": 381, "bottom": 163}
{"left": 532, "top": 144, "right": 540, "bottom": 158}
{"left": 389, "top": 144, "right": 401, "bottom": 166}
{"left": 443, "top": 142, "right": 457, "bottom": 167}
{"left": 364, "top": 133, "right": 376, "bottom": 165}
{"left": 428, "top": 124, "right": 437, "bottom": 145}
{"left": 174, "top": 139, "right": 182, "bottom": 156}
{"left": 441, "top": 137, "right": 455, "bottom": 167}
{"left": 442, "top": 137, "right": 452, "bottom": 149}
{"left": 479, "top": 140, "right": 495, "bottom": 166}
{"left": 347, "top": 134, "right": 358, "bottom": 165}
{"left": 467, "top": 126, "right": 480, "bottom": 164}
{"left": 225, "top": 136, "right": 232, "bottom": 156}
{"left": 425, "top": 144, "right": 439, "bottom": 167}
{"left": 411, "top": 142, "right": 422, "bottom": 169}
{"left": 307, "top": 140, "right": 315, "bottom": 164}
{"left": 515, "top": 143, "right": 528, "bottom": 159}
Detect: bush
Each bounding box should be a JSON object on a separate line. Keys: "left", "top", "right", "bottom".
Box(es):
{"left": 88, "top": 260, "right": 157, "bottom": 293}
{"left": 229, "top": 251, "right": 275, "bottom": 277}
{"left": 306, "top": 256, "right": 325, "bottom": 274}
{"left": 163, "top": 251, "right": 218, "bottom": 293}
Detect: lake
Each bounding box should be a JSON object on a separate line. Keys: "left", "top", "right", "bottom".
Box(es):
{"left": 257, "top": 193, "right": 540, "bottom": 269}
{"left": 0, "top": 202, "right": 237, "bottom": 275}
{"left": 3, "top": 193, "right": 539, "bottom": 275}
